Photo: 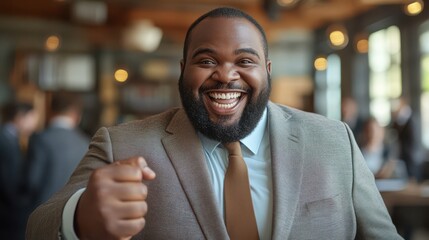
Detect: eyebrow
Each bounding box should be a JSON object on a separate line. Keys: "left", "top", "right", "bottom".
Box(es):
{"left": 234, "top": 48, "right": 260, "bottom": 60}
{"left": 191, "top": 47, "right": 261, "bottom": 60}
{"left": 191, "top": 48, "right": 215, "bottom": 59}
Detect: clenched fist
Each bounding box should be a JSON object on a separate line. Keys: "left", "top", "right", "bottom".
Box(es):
{"left": 75, "top": 156, "right": 156, "bottom": 240}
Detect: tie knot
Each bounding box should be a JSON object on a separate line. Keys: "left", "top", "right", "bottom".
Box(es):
{"left": 223, "top": 141, "right": 242, "bottom": 156}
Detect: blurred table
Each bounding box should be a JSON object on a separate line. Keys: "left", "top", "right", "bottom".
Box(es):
{"left": 379, "top": 180, "right": 429, "bottom": 239}
{"left": 380, "top": 180, "right": 429, "bottom": 212}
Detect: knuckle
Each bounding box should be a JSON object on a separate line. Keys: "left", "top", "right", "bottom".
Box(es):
{"left": 122, "top": 165, "right": 141, "bottom": 179}
{"left": 91, "top": 168, "right": 106, "bottom": 181}
{"left": 137, "top": 157, "right": 149, "bottom": 169}
{"left": 141, "top": 218, "right": 146, "bottom": 229}
{"left": 95, "top": 185, "right": 109, "bottom": 200}
{"left": 141, "top": 202, "right": 148, "bottom": 216}
{"left": 104, "top": 219, "right": 117, "bottom": 235}
{"left": 131, "top": 168, "right": 143, "bottom": 179}
{"left": 135, "top": 218, "right": 146, "bottom": 232}
{"left": 99, "top": 203, "right": 113, "bottom": 219}
{"left": 123, "top": 219, "right": 144, "bottom": 237}
{"left": 141, "top": 185, "right": 148, "bottom": 198}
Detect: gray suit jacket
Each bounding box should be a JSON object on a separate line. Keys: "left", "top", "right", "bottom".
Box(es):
{"left": 26, "top": 102, "right": 402, "bottom": 240}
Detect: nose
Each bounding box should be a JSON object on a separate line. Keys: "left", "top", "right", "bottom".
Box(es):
{"left": 211, "top": 63, "right": 239, "bottom": 83}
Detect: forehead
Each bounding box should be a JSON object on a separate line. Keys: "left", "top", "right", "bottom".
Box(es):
{"left": 187, "top": 17, "right": 264, "bottom": 57}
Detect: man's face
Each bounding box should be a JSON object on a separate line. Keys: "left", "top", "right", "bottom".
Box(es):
{"left": 179, "top": 17, "right": 272, "bottom": 142}
{"left": 17, "top": 110, "right": 39, "bottom": 135}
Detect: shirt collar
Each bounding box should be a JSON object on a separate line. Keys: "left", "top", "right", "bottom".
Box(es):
{"left": 50, "top": 116, "right": 74, "bottom": 129}
{"left": 198, "top": 107, "right": 268, "bottom": 155}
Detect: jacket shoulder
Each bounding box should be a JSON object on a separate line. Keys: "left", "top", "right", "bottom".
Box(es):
{"left": 269, "top": 102, "right": 350, "bottom": 141}
{"left": 269, "top": 102, "right": 344, "bottom": 126}
{"left": 107, "top": 108, "right": 181, "bottom": 133}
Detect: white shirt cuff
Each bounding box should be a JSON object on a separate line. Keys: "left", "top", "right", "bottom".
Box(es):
{"left": 61, "top": 188, "right": 86, "bottom": 240}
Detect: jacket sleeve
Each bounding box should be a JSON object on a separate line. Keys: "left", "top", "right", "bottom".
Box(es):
{"left": 345, "top": 123, "right": 403, "bottom": 239}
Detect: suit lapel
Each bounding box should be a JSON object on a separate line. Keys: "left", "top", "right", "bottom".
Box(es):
{"left": 162, "top": 109, "right": 228, "bottom": 239}
{"left": 268, "top": 103, "right": 304, "bottom": 239}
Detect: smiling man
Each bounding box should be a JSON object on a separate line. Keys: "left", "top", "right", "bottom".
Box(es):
{"left": 179, "top": 15, "right": 271, "bottom": 143}
{"left": 27, "top": 7, "right": 402, "bottom": 240}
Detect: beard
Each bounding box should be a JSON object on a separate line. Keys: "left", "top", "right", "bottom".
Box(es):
{"left": 178, "top": 73, "right": 271, "bottom": 143}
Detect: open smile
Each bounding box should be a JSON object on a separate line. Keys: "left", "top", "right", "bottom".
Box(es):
{"left": 203, "top": 90, "right": 247, "bottom": 115}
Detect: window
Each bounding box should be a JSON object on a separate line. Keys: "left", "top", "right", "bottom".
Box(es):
{"left": 368, "top": 26, "right": 402, "bottom": 126}
{"left": 420, "top": 21, "right": 429, "bottom": 148}
{"left": 314, "top": 54, "right": 341, "bottom": 120}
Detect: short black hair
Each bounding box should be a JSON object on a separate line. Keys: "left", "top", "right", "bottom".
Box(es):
{"left": 182, "top": 7, "right": 268, "bottom": 63}
{"left": 1, "top": 101, "right": 34, "bottom": 123}
{"left": 50, "top": 91, "right": 83, "bottom": 114}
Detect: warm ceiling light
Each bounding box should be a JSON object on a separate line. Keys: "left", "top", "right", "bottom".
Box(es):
{"left": 45, "top": 35, "right": 60, "bottom": 51}
{"left": 114, "top": 69, "right": 128, "bottom": 82}
{"left": 330, "top": 31, "right": 346, "bottom": 47}
{"left": 124, "top": 20, "right": 163, "bottom": 52}
{"left": 327, "top": 24, "right": 349, "bottom": 50}
{"left": 356, "top": 39, "right": 369, "bottom": 53}
{"left": 277, "top": 0, "right": 300, "bottom": 7}
{"left": 404, "top": 0, "right": 424, "bottom": 16}
{"left": 314, "top": 57, "right": 328, "bottom": 71}
{"left": 354, "top": 33, "right": 369, "bottom": 54}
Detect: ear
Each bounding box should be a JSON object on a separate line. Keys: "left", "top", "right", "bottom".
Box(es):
{"left": 266, "top": 59, "right": 272, "bottom": 76}
{"left": 180, "top": 59, "right": 185, "bottom": 72}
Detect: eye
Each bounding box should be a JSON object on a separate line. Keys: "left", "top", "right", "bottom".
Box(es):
{"left": 238, "top": 58, "right": 254, "bottom": 66}
{"left": 199, "top": 59, "right": 216, "bottom": 65}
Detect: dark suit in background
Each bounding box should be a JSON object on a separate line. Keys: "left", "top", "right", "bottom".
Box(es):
{"left": 0, "top": 125, "right": 26, "bottom": 240}
{"left": 24, "top": 92, "right": 90, "bottom": 208}
{"left": 390, "top": 98, "right": 417, "bottom": 179}
{"left": 0, "top": 101, "right": 38, "bottom": 240}
{"left": 0, "top": 124, "right": 22, "bottom": 207}
{"left": 25, "top": 121, "right": 90, "bottom": 207}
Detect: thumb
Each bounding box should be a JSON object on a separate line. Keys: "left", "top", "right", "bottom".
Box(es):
{"left": 115, "top": 156, "right": 156, "bottom": 180}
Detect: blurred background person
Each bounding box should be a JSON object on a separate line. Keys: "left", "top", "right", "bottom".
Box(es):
{"left": 359, "top": 116, "right": 407, "bottom": 179}
{"left": 341, "top": 96, "right": 364, "bottom": 140}
{"left": 389, "top": 97, "right": 418, "bottom": 180}
{"left": 0, "top": 100, "right": 39, "bottom": 240}
{"left": 24, "top": 91, "right": 90, "bottom": 211}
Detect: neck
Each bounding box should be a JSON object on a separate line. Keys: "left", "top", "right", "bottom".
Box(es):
{"left": 50, "top": 115, "right": 76, "bottom": 129}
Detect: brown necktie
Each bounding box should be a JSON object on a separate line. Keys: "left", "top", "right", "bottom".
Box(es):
{"left": 223, "top": 141, "right": 259, "bottom": 240}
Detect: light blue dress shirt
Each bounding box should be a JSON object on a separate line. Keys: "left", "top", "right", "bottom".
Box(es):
{"left": 198, "top": 108, "right": 273, "bottom": 240}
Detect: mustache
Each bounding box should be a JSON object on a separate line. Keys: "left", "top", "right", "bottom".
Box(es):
{"left": 199, "top": 82, "right": 250, "bottom": 93}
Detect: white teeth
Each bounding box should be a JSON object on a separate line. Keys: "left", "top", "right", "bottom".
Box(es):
{"left": 209, "top": 92, "right": 241, "bottom": 109}
{"left": 208, "top": 92, "right": 241, "bottom": 99}
{"left": 212, "top": 102, "right": 237, "bottom": 109}
{"left": 208, "top": 92, "right": 241, "bottom": 109}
